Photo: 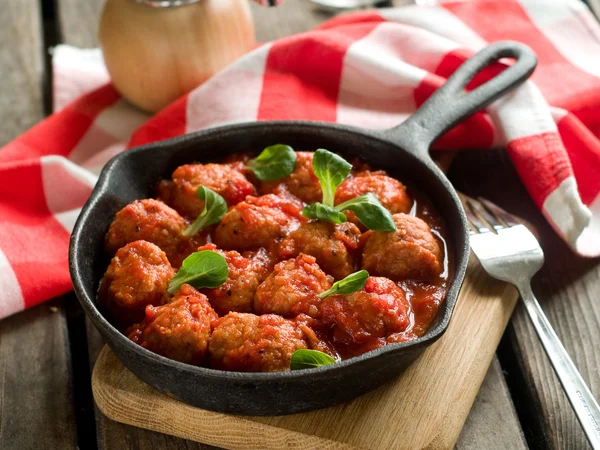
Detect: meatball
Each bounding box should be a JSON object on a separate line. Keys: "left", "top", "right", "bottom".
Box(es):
{"left": 158, "top": 163, "right": 255, "bottom": 218}
{"left": 278, "top": 221, "right": 361, "bottom": 280}
{"left": 222, "top": 153, "right": 256, "bottom": 180}
{"left": 214, "top": 193, "right": 305, "bottom": 251}
{"left": 243, "top": 246, "right": 277, "bottom": 274}
{"left": 99, "top": 240, "right": 174, "bottom": 325}
{"left": 198, "top": 244, "right": 270, "bottom": 315}
{"left": 258, "top": 152, "right": 322, "bottom": 204}
{"left": 104, "top": 199, "right": 203, "bottom": 267}
{"left": 254, "top": 254, "right": 333, "bottom": 318}
{"left": 335, "top": 174, "right": 412, "bottom": 226}
{"left": 168, "top": 229, "right": 210, "bottom": 269}
{"left": 127, "top": 284, "right": 218, "bottom": 365}
{"left": 320, "top": 277, "right": 410, "bottom": 354}
{"left": 362, "top": 213, "right": 443, "bottom": 280}
{"left": 209, "top": 313, "right": 317, "bottom": 372}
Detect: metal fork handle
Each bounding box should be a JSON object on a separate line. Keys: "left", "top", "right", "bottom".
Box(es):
{"left": 518, "top": 282, "right": 600, "bottom": 449}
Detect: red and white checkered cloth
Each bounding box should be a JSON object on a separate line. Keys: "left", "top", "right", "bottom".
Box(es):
{"left": 1, "top": 0, "right": 599, "bottom": 320}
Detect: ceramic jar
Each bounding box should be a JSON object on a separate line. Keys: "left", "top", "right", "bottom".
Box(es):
{"left": 99, "top": 0, "right": 255, "bottom": 112}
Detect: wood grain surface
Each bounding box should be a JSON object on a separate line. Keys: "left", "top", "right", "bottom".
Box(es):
{"left": 0, "top": 3, "right": 78, "bottom": 448}
{"left": 0, "top": 1, "right": 45, "bottom": 138}
{"left": 450, "top": 149, "right": 600, "bottom": 450}
{"left": 56, "top": 0, "right": 105, "bottom": 48}
{"left": 92, "top": 256, "right": 519, "bottom": 450}
{"left": 54, "top": 1, "right": 529, "bottom": 449}
{"left": 514, "top": 248, "right": 600, "bottom": 450}
{"left": 456, "top": 358, "right": 527, "bottom": 450}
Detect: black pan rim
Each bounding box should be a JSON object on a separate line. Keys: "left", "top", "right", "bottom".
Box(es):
{"left": 69, "top": 119, "right": 469, "bottom": 383}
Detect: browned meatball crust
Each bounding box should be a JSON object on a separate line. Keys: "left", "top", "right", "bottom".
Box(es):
{"left": 319, "top": 277, "right": 410, "bottom": 355}
{"left": 278, "top": 221, "right": 361, "bottom": 280}
{"left": 222, "top": 152, "right": 257, "bottom": 180}
{"left": 101, "top": 150, "right": 454, "bottom": 370}
{"left": 254, "top": 254, "right": 333, "bottom": 318}
{"left": 198, "top": 244, "right": 270, "bottom": 315}
{"left": 127, "top": 284, "right": 218, "bottom": 365}
{"left": 99, "top": 240, "right": 174, "bottom": 325}
{"left": 158, "top": 163, "right": 255, "bottom": 218}
{"left": 214, "top": 193, "right": 305, "bottom": 251}
{"left": 209, "top": 313, "right": 320, "bottom": 372}
{"left": 104, "top": 198, "right": 203, "bottom": 268}
{"left": 362, "top": 213, "right": 443, "bottom": 281}
{"left": 335, "top": 173, "right": 412, "bottom": 226}
{"left": 258, "top": 152, "right": 322, "bottom": 204}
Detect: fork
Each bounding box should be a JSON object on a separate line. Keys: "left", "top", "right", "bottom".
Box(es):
{"left": 461, "top": 195, "right": 600, "bottom": 450}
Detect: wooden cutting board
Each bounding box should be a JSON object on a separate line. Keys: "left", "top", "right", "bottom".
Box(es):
{"left": 92, "top": 253, "right": 518, "bottom": 450}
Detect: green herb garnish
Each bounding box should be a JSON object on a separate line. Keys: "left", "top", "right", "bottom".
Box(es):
{"left": 167, "top": 251, "right": 229, "bottom": 294}
{"left": 312, "top": 148, "right": 352, "bottom": 207}
{"left": 301, "top": 202, "right": 347, "bottom": 224}
{"left": 183, "top": 186, "right": 228, "bottom": 237}
{"left": 248, "top": 144, "right": 297, "bottom": 181}
{"left": 290, "top": 349, "right": 336, "bottom": 371}
{"left": 301, "top": 149, "right": 396, "bottom": 232}
{"left": 335, "top": 193, "right": 396, "bottom": 232}
{"left": 319, "top": 270, "right": 369, "bottom": 299}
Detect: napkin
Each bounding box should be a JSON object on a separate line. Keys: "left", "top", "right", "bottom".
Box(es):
{"left": 1, "top": 0, "right": 599, "bottom": 320}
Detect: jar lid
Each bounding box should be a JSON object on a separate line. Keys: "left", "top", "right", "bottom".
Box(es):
{"left": 136, "top": 0, "right": 283, "bottom": 6}
{"left": 135, "top": 0, "right": 201, "bottom": 7}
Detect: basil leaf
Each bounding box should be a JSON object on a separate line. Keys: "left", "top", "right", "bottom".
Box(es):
{"left": 312, "top": 149, "right": 352, "bottom": 206}
{"left": 302, "top": 202, "right": 347, "bottom": 224}
{"left": 319, "top": 270, "right": 369, "bottom": 299}
{"left": 248, "top": 144, "right": 297, "bottom": 181}
{"left": 183, "top": 186, "right": 228, "bottom": 237}
{"left": 167, "top": 250, "right": 229, "bottom": 294}
{"left": 335, "top": 193, "right": 396, "bottom": 232}
{"left": 290, "top": 349, "right": 336, "bottom": 371}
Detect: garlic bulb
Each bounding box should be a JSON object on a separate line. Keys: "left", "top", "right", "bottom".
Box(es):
{"left": 99, "top": 0, "right": 255, "bottom": 112}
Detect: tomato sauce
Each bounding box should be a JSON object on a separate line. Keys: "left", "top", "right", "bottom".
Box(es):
{"left": 101, "top": 150, "right": 453, "bottom": 371}
{"left": 387, "top": 189, "right": 452, "bottom": 344}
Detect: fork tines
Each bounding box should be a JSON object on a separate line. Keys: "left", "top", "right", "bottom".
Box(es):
{"left": 459, "top": 193, "right": 520, "bottom": 234}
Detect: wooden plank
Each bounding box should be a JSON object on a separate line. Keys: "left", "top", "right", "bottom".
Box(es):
{"left": 250, "top": 1, "right": 328, "bottom": 42}
{"left": 0, "top": 300, "right": 75, "bottom": 448}
{"left": 57, "top": 1, "right": 527, "bottom": 448}
{"left": 456, "top": 358, "right": 528, "bottom": 450}
{"left": 0, "top": 2, "right": 78, "bottom": 449}
{"left": 56, "top": 0, "right": 105, "bottom": 48}
{"left": 0, "top": 300, "right": 78, "bottom": 449}
{"left": 92, "top": 258, "right": 520, "bottom": 450}
{"left": 509, "top": 267, "right": 600, "bottom": 450}
{"left": 449, "top": 149, "right": 600, "bottom": 450}
{"left": 86, "top": 317, "right": 218, "bottom": 450}
{"left": 0, "top": 1, "right": 44, "bottom": 139}
{"left": 586, "top": 0, "right": 600, "bottom": 19}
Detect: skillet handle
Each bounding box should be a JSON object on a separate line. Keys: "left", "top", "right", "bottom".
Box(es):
{"left": 381, "top": 41, "right": 537, "bottom": 157}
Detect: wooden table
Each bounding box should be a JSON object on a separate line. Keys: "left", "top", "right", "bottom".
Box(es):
{"left": 0, "top": 1, "right": 598, "bottom": 449}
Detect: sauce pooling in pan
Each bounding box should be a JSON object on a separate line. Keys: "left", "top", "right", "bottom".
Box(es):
{"left": 99, "top": 148, "right": 452, "bottom": 372}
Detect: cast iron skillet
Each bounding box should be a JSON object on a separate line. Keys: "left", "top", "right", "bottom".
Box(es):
{"left": 70, "top": 41, "right": 537, "bottom": 416}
